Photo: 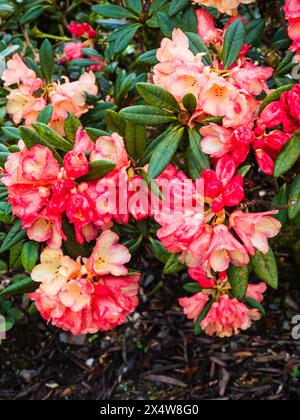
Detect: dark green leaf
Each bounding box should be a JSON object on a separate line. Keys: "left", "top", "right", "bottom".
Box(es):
{"left": 21, "top": 242, "right": 39, "bottom": 272}
{"left": 105, "top": 110, "right": 127, "bottom": 136}
{"left": 136, "top": 82, "right": 180, "bottom": 113}
{"left": 274, "top": 135, "right": 300, "bottom": 177}
{"left": 125, "top": 122, "right": 147, "bottom": 160}
{"left": 39, "top": 39, "right": 54, "bottom": 83}
{"left": 251, "top": 249, "right": 278, "bottom": 289}
{"left": 163, "top": 253, "right": 185, "bottom": 275}
{"left": 148, "top": 127, "right": 184, "bottom": 178}
{"left": 186, "top": 32, "right": 212, "bottom": 66}
{"left": 37, "top": 104, "right": 53, "bottom": 124}
{"left": 32, "top": 122, "right": 73, "bottom": 152}
{"left": 78, "top": 160, "right": 116, "bottom": 182}
{"left": 289, "top": 174, "right": 300, "bottom": 219}
{"left": 222, "top": 20, "right": 245, "bottom": 69}
{"left": 92, "top": 4, "right": 138, "bottom": 19}
{"left": 0, "top": 220, "right": 27, "bottom": 253}
{"left": 228, "top": 264, "right": 249, "bottom": 300}
{"left": 0, "top": 277, "right": 38, "bottom": 297}
{"left": 120, "top": 106, "right": 176, "bottom": 125}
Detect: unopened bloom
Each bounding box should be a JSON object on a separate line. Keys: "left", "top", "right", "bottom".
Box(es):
{"left": 246, "top": 283, "right": 267, "bottom": 303}
{"left": 69, "top": 22, "right": 97, "bottom": 39}
{"left": 201, "top": 155, "right": 244, "bottom": 213}
{"left": 230, "top": 210, "right": 282, "bottom": 256}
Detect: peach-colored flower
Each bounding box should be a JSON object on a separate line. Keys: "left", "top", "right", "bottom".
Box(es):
{"left": 87, "top": 230, "right": 131, "bottom": 276}
{"left": 2, "top": 53, "right": 40, "bottom": 87}
{"left": 90, "top": 133, "right": 129, "bottom": 170}
{"left": 192, "top": 0, "right": 255, "bottom": 16}
{"left": 200, "top": 123, "right": 233, "bottom": 158}
{"left": 231, "top": 61, "right": 274, "bottom": 96}
{"left": 230, "top": 210, "right": 282, "bottom": 256}
{"left": 31, "top": 248, "right": 81, "bottom": 296}
{"left": 49, "top": 71, "right": 98, "bottom": 122}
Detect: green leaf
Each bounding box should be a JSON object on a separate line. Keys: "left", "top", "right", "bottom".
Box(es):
{"left": 138, "top": 126, "right": 174, "bottom": 166}
{"left": 105, "top": 110, "right": 127, "bottom": 136}
{"left": 2, "top": 126, "right": 21, "bottom": 141}
{"left": 125, "top": 122, "right": 147, "bottom": 160}
{"left": 273, "top": 183, "right": 289, "bottom": 225}
{"left": 21, "top": 242, "right": 39, "bottom": 272}
{"left": 163, "top": 253, "right": 185, "bottom": 275}
{"left": 109, "top": 24, "right": 141, "bottom": 54}
{"left": 188, "top": 128, "right": 210, "bottom": 174}
{"left": 186, "top": 32, "right": 212, "bottom": 66}
{"left": 39, "top": 39, "right": 54, "bottom": 84}
{"left": 0, "top": 220, "right": 27, "bottom": 253}
{"left": 194, "top": 300, "right": 213, "bottom": 335}
{"left": 0, "top": 152, "right": 9, "bottom": 167}
{"left": 168, "top": 0, "right": 190, "bottom": 16}
{"left": 64, "top": 114, "right": 80, "bottom": 144}
{"left": 238, "top": 164, "right": 252, "bottom": 177}
{"left": 136, "top": 82, "right": 180, "bottom": 113}
{"left": 228, "top": 264, "right": 249, "bottom": 300}
{"left": 78, "top": 160, "right": 116, "bottom": 182}
{"left": 137, "top": 49, "right": 158, "bottom": 65}
{"left": 37, "top": 104, "right": 53, "bottom": 124}
{"left": 289, "top": 174, "right": 300, "bottom": 219}
{"left": 245, "top": 19, "right": 265, "bottom": 45}
{"left": 122, "top": 235, "right": 143, "bottom": 254}
{"left": 259, "top": 84, "right": 293, "bottom": 113}
{"left": 274, "top": 135, "right": 300, "bottom": 177}
{"left": 148, "top": 127, "right": 184, "bottom": 178}
{"left": 182, "top": 93, "right": 197, "bottom": 114}
{"left": 222, "top": 20, "right": 245, "bottom": 70}
{"left": 156, "top": 12, "right": 176, "bottom": 37}
{"left": 0, "top": 202, "right": 12, "bottom": 224}
{"left": 149, "top": 237, "right": 171, "bottom": 264}
{"left": 244, "top": 297, "right": 266, "bottom": 317}
{"left": 85, "top": 128, "right": 108, "bottom": 141}
{"left": 32, "top": 122, "right": 72, "bottom": 152}
{"left": 149, "top": 0, "right": 169, "bottom": 15}
{"left": 251, "top": 249, "right": 278, "bottom": 289}
{"left": 10, "top": 242, "right": 23, "bottom": 270}
{"left": 183, "top": 282, "right": 202, "bottom": 293}
{"left": 121, "top": 106, "right": 176, "bottom": 125}
{"left": 92, "top": 4, "right": 138, "bottom": 19}
{"left": 0, "top": 278, "right": 38, "bottom": 297}
{"left": 125, "top": 0, "right": 143, "bottom": 15}
{"left": 139, "top": 169, "right": 164, "bottom": 201}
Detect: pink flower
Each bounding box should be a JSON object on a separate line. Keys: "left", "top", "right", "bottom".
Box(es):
{"left": 188, "top": 266, "right": 216, "bottom": 289}
{"left": 1, "top": 143, "right": 60, "bottom": 187}
{"left": 246, "top": 283, "right": 267, "bottom": 303}
{"left": 2, "top": 54, "right": 40, "bottom": 87}
{"left": 197, "top": 70, "right": 254, "bottom": 128}
{"left": 230, "top": 210, "right": 282, "bottom": 256}
{"left": 66, "top": 188, "right": 96, "bottom": 244}
{"left": 200, "top": 295, "right": 260, "bottom": 338}
{"left": 284, "top": 0, "right": 300, "bottom": 20}
{"left": 179, "top": 292, "right": 210, "bottom": 322}
{"left": 200, "top": 124, "right": 233, "bottom": 158}
{"left": 27, "top": 211, "right": 66, "bottom": 249}
{"left": 62, "top": 42, "right": 84, "bottom": 62}
{"left": 87, "top": 230, "right": 131, "bottom": 276}
{"left": 201, "top": 155, "right": 244, "bottom": 213}
{"left": 64, "top": 150, "right": 89, "bottom": 179}
{"left": 231, "top": 61, "right": 273, "bottom": 96}
{"left": 90, "top": 133, "right": 129, "bottom": 170}
{"left": 73, "top": 127, "right": 95, "bottom": 153}
{"left": 195, "top": 9, "right": 219, "bottom": 45}
{"left": 203, "top": 224, "right": 249, "bottom": 274}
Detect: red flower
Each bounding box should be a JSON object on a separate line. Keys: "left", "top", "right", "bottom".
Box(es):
{"left": 201, "top": 155, "right": 244, "bottom": 213}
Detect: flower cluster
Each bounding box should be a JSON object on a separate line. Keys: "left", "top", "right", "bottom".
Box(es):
{"left": 2, "top": 54, "right": 97, "bottom": 134}
{"left": 29, "top": 231, "right": 140, "bottom": 335}
{"left": 59, "top": 22, "right": 104, "bottom": 71}
{"left": 284, "top": 0, "right": 300, "bottom": 59}
{"left": 152, "top": 14, "right": 284, "bottom": 335}
{"left": 192, "top": 0, "right": 256, "bottom": 16}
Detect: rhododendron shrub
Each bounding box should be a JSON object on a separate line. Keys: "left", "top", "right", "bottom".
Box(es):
{"left": 0, "top": 0, "right": 299, "bottom": 340}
